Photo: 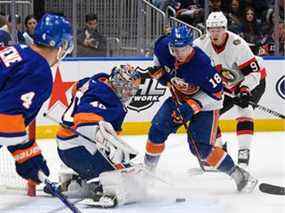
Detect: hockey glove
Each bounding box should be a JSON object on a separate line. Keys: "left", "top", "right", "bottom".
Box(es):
{"left": 236, "top": 86, "right": 251, "bottom": 108}
{"left": 173, "top": 99, "right": 202, "bottom": 123}
{"left": 8, "top": 140, "right": 50, "bottom": 183}
{"left": 136, "top": 66, "right": 165, "bottom": 80}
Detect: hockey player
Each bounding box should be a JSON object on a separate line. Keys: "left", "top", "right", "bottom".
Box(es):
{"left": 0, "top": 14, "right": 73, "bottom": 184}
{"left": 143, "top": 25, "right": 258, "bottom": 193}
{"left": 55, "top": 65, "right": 147, "bottom": 207}
{"left": 193, "top": 12, "right": 266, "bottom": 167}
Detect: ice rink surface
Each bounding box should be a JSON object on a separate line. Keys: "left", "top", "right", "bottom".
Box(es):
{"left": 0, "top": 131, "right": 285, "bottom": 213}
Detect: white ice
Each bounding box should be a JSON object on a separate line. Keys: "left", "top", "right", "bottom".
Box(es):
{"left": 0, "top": 131, "right": 285, "bottom": 213}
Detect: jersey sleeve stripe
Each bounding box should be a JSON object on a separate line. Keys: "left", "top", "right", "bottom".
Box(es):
{"left": 56, "top": 126, "right": 77, "bottom": 139}
{"left": 238, "top": 57, "right": 256, "bottom": 69}
{"left": 0, "top": 113, "right": 26, "bottom": 133}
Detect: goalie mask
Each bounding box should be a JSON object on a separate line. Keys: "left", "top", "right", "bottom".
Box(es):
{"left": 109, "top": 65, "right": 140, "bottom": 103}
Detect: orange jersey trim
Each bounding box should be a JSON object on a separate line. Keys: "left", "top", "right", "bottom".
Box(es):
{"left": 73, "top": 113, "right": 103, "bottom": 127}
{"left": 71, "top": 82, "right": 78, "bottom": 96}
{"left": 12, "top": 142, "right": 41, "bottom": 163}
{"left": 56, "top": 126, "right": 76, "bottom": 138}
{"left": 0, "top": 113, "right": 25, "bottom": 133}
{"left": 186, "top": 99, "right": 201, "bottom": 114}
{"left": 209, "top": 110, "right": 219, "bottom": 145}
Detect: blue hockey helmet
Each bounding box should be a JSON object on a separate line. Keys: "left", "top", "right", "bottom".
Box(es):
{"left": 169, "top": 25, "right": 193, "bottom": 48}
{"left": 34, "top": 14, "right": 73, "bottom": 59}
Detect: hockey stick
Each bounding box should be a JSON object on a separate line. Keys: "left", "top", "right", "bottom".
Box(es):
{"left": 249, "top": 101, "right": 285, "bottom": 119}
{"left": 169, "top": 85, "right": 206, "bottom": 172}
{"left": 44, "top": 113, "right": 138, "bottom": 157}
{"left": 134, "top": 66, "right": 206, "bottom": 171}
{"left": 38, "top": 172, "right": 82, "bottom": 213}
{"left": 43, "top": 113, "right": 137, "bottom": 169}
{"left": 259, "top": 183, "right": 285, "bottom": 195}
{"left": 44, "top": 113, "right": 177, "bottom": 187}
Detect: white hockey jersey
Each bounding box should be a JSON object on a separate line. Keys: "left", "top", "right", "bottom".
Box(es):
{"left": 193, "top": 31, "right": 266, "bottom": 96}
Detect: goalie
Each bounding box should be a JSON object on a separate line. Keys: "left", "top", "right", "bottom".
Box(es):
{"left": 54, "top": 65, "right": 147, "bottom": 208}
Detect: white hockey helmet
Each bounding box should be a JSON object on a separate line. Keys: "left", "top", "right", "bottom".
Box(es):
{"left": 206, "top": 12, "right": 228, "bottom": 29}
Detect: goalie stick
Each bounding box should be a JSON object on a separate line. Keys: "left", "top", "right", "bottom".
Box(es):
{"left": 43, "top": 112, "right": 138, "bottom": 169}
{"left": 259, "top": 183, "right": 285, "bottom": 195}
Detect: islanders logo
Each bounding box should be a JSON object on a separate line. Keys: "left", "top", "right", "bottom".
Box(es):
{"left": 276, "top": 76, "right": 285, "bottom": 100}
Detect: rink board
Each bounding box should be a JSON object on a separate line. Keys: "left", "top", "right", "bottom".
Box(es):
{"left": 35, "top": 57, "right": 285, "bottom": 138}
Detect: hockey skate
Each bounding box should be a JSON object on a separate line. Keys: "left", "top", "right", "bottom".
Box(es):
{"left": 238, "top": 149, "right": 250, "bottom": 167}
{"left": 81, "top": 192, "right": 118, "bottom": 208}
{"left": 230, "top": 166, "right": 258, "bottom": 192}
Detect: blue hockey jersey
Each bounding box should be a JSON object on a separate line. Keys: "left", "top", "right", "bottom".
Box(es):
{"left": 0, "top": 45, "right": 52, "bottom": 139}
{"left": 153, "top": 35, "right": 223, "bottom": 111}
{"left": 57, "top": 73, "right": 127, "bottom": 140}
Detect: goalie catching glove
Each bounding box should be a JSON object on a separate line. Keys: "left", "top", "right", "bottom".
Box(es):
{"left": 95, "top": 120, "right": 138, "bottom": 164}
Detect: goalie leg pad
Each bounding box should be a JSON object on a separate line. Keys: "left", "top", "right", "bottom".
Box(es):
{"left": 58, "top": 146, "right": 114, "bottom": 180}
{"left": 99, "top": 165, "right": 148, "bottom": 205}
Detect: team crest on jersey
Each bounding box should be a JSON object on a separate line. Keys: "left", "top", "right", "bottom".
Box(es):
{"left": 233, "top": 39, "right": 241, "bottom": 45}
{"left": 171, "top": 77, "right": 200, "bottom": 96}
{"left": 220, "top": 68, "right": 244, "bottom": 88}
{"left": 276, "top": 75, "right": 285, "bottom": 100}
{"left": 128, "top": 79, "right": 166, "bottom": 112}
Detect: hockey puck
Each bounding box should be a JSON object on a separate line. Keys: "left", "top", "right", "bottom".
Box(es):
{"left": 175, "top": 198, "right": 186, "bottom": 203}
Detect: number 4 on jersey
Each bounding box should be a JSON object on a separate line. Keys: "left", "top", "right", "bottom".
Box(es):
{"left": 21, "top": 92, "right": 35, "bottom": 109}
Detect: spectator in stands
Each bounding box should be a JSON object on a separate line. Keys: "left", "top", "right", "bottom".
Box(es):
{"left": 175, "top": 0, "right": 204, "bottom": 26}
{"left": 239, "top": 0, "right": 269, "bottom": 22}
{"left": 227, "top": 0, "right": 242, "bottom": 34}
{"left": 239, "top": 6, "right": 262, "bottom": 46}
{"left": 259, "top": 22, "right": 285, "bottom": 56}
{"left": 0, "top": 13, "right": 6, "bottom": 28}
{"left": 153, "top": 0, "right": 178, "bottom": 13}
{"left": 209, "top": 0, "right": 223, "bottom": 12}
{"left": 77, "top": 13, "right": 107, "bottom": 57}
{"left": 0, "top": 14, "right": 25, "bottom": 46}
{"left": 22, "top": 15, "right": 37, "bottom": 45}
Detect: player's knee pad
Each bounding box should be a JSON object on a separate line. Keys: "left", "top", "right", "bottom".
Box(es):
{"left": 58, "top": 146, "right": 114, "bottom": 180}
{"left": 99, "top": 164, "right": 148, "bottom": 206}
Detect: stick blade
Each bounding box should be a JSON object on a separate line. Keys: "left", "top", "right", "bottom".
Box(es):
{"left": 259, "top": 183, "right": 285, "bottom": 195}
